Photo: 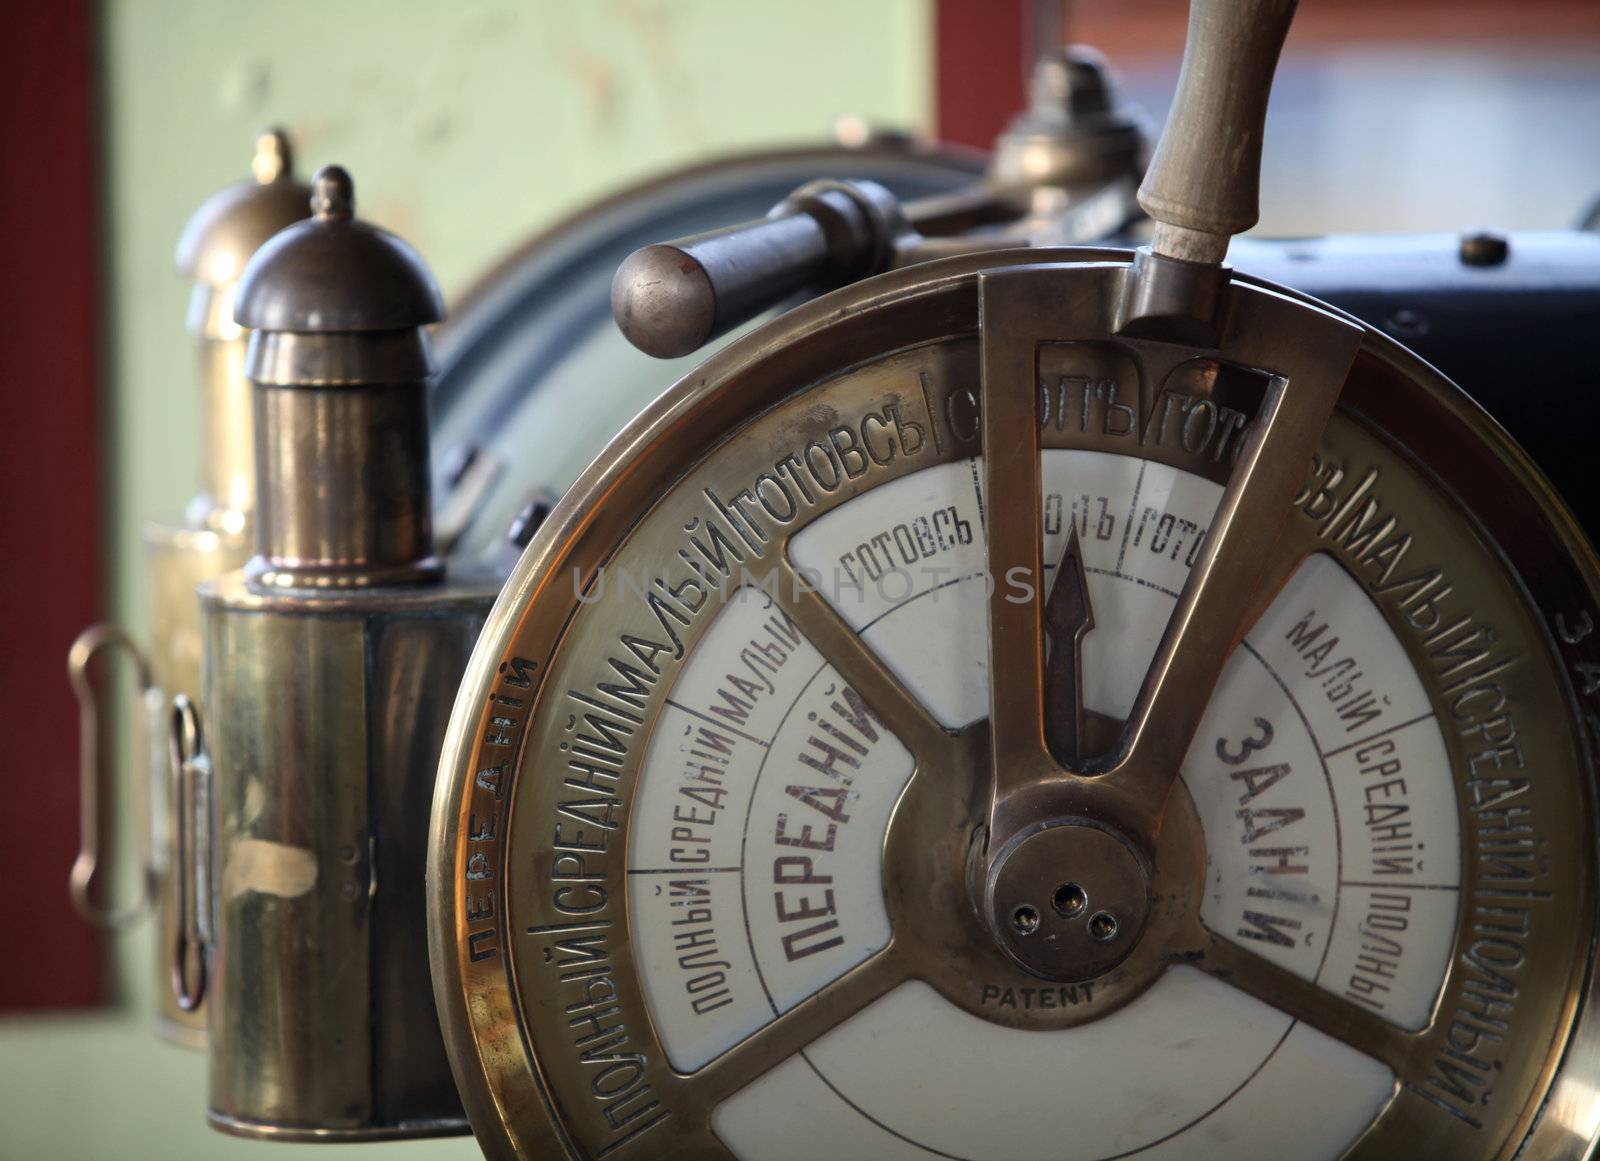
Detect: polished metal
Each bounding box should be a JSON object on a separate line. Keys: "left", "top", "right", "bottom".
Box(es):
{"left": 69, "top": 1, "right": 1600, "bottom": 1154}
{"left": 977, "top": 266, "right": 1358, "bottom": 919}
{"left": 612, "top": 47, "right": 1148, "bottom": 360}
{"left": 990, "top": 46, "right": 1146, "bottom": 201}
{"left": 612, "top": 178, "right": 910, "bottom": 358}
{"left": 74, "top": 129, "right": 978, "bottom": 1079}
{"left": 964, "top": 2, "right": 1338, "bottom": 952}
{"left": 985, "top": 820, "right": 1151, "bottom": 981}
{"left": 201, "top": 575, "right": 493, "bottom": 1141}
{"left": 236, "top": 166, "right": 443, "bottom": 590}
{"left": 235, "top": 168, "right": 444, "bottom": 340}
{"left": 198, "top": 166, "right": 491, "bottom": 1140}
{"left": 250, "top": 374, "right": 439, "bottom": 588}
{"left": 975, "top": 0, "right": 1352, "bottom": 944}
{"left": 429, "top": 138, "right": 982, "bottom": 570}
{"left": 167, "top": 694, "right": 211, "bottom": 1014}
{"left": 1042, "top": 527, "right": 1092, "bottom": 765}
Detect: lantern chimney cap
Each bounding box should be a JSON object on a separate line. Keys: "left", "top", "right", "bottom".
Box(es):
{"left": 176, "top": 127, "right": 310, "bottom": 290}
{"left": 234, "top": 165, "right": 444, "bottom": 336}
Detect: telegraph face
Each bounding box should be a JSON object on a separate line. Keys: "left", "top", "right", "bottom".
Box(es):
{"left": 433, "top": 257, "right": 1600, "bottom": 1159}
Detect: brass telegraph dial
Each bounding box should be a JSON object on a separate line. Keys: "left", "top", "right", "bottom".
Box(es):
{"left": 429, "top": 2, "right": 1600, "bottom": 1158}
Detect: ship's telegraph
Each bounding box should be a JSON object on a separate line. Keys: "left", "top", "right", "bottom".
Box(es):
{"left": 68, "top": 2, "right": 1600, "bottom": 1158}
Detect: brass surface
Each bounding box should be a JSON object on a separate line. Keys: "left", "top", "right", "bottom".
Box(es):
{"left": 249, "top": 381, "right": 441, "bottom": 589}
{"left": 235, "top": 165, "right": 445, "bottom": 592}
{"left": 197, "top": 158, "right": 495, "bottom": 1140}
{"left": 192, "top": 337, "right": 256, "bottom": 532}
{"left": 235, "top": 166, "right": 444, "bottom": 340}
{"left": 181, "top": 127, "right": 311, "bottom": 533}
{"left": 66, "top": 129, "right": 306, "bottom": 1046}
{"left": 975, "top": 264, "right": 1360, "bottom": 911}
{"left": 146, "top": 512, "right": 252, "bottom": 1045}
{"left": 989, "top": 47, "right": 1147, "bottom": 192}
{"left": 201, "top": 571, "right": 496, "bottom": 1140}
{"left": 610, "top": 52, "right": 1145, "bottom": 363}
{"left": 431, "top": 248, "right": 1600, "bottom": 1159}
{"left": 177, "top": 128, "right": 310, "bottom": 331}
{"left": 70, "top": 129, "right": 309, "bottom": 1048}
{"left": 167, "top": 694, "right": 210, "bottom": 1017}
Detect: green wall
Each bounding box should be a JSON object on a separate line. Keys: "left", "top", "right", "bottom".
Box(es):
{"left": 0, "top": 2, "right": 928, "bottom": 1158}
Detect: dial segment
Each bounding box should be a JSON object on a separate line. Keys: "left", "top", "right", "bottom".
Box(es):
{"left": 1187, "top": 550, "right": 1461, "bottom": 1030}
{"left": 713, "top": 975, "right": 1395, "bottom": 1161}
{"left": 788, "top": 450, "right": 1214, "bottom": 730}
{"left": 629, "top": 587, "right": 915, "bottom": 1071}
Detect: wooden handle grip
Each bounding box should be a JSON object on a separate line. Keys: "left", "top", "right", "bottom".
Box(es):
{"left": 1137, "top": 0, "right": 1298, "bottom": 263}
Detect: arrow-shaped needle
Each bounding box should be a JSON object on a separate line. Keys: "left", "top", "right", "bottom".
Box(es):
{"left": 1043, "top": 526, "right": 1096, "bottom": 767}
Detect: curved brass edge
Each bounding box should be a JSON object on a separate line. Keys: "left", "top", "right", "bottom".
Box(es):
{"left": 429, "top": 243, "right": 1600, "bottom": 1158}
{"left": 199, "top": 562, "right": 505, "bottom": 615}
{"left": 428, "top": 565, "right": 574, "bottom": 1161}
{"left": 1346, "top": 333, "right": 1600, "bottom": 1161}
{"left": 206, "top": 1109, "right": 471, "bottom": 1143}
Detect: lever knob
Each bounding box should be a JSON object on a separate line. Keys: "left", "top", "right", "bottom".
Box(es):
{"left": 1137, "top": 0, "right": 1298, "bottom": 264}
{"left": 612, "top": 179, "right": 906, "bottom": 359}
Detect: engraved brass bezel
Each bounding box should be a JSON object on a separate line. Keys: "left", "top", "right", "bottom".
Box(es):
{"left": 429, "top": 248, "right": 1600, "bottom": 1160}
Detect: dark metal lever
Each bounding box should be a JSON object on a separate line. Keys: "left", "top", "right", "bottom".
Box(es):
{"left": 611, "top": 178, "right": 909, "bottom": 359}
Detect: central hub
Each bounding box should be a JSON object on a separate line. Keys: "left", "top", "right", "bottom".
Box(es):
{"left": 985, "top": 820, "right": 1152, "bottom": 982}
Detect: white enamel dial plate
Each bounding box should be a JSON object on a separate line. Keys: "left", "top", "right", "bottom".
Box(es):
{"left": 623, "top": 451, "right": 1458, "bottom": 1159}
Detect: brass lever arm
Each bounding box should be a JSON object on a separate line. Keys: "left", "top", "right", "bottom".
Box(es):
{"left": 609, "top": 179, "right": 1067, "bottom": 360}
{"left": 611, "top": 178, "right": 912, "bottom": 359}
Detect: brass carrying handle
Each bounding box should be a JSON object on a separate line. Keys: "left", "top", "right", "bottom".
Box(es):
{"left": 66, "top": 623, "right": 158, "bottom": 929}
{"left": 169, "top": 694, "right": 212, "bottom": 1012}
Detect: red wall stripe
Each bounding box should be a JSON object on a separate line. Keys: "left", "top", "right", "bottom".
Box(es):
{"left": 934, "top": 0, "right": 1031, "bottom": 150}
{"left": 0, "top": 0, "right": 105, "bottom": 1009}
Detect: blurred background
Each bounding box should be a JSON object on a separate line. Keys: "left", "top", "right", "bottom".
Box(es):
{"left": 2, "top": 0, "right": 1598, "bottom": 1157}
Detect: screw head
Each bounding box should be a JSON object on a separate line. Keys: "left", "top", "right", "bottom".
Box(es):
{"left": 1053, "top": 882, "right": 1088, "bottom": 918}
{"left": 1089, "top": 911, "right": 1120, "bottom": 942}
{"left": 987, "top": 821, "right": 1150, "bottom": 981}
{"left": 1012, "top": 905, "right": 1042, "bottom": 936}
{"left": 1459, "top": 230, "right": 1509, "bottom": 267}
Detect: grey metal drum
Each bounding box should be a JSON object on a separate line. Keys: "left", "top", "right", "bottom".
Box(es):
{"left": 429, "top": 141, "right": 986, "bottom": 564}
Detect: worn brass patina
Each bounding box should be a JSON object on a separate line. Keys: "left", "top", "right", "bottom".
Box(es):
{"left": 430, "top": 238, "right": 1600, "bottom": 1161}
{"left": 198, "top": 166, "right": 496, "bottom": 1140}
{"left": 430, "top": 2, "right": 1600, "bottom": 1156}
